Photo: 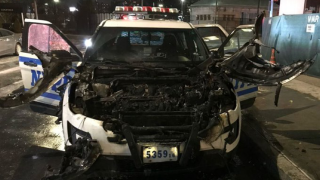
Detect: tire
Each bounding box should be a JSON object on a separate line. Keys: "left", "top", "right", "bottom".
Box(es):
{"left": 14, "top": 43, "right": 21, "bottom": 56}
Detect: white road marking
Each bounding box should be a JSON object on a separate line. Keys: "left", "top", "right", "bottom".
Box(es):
{"left": 284, "top": 79, "right": 320, "bottom": 101}
{"left": 0, "top": 66, "right": 20, "bottom": 75}
{"left": 0, "top": 57, "right": 18, "bottom": 65}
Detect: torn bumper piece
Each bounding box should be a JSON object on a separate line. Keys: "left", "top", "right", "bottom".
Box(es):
{"left": 42, "top": 139, "right": 101, "bottom": 180}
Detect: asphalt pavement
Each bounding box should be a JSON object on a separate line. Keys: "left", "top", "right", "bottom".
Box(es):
{"left": 244, "top": 75, "right": 320, "bottom": 180}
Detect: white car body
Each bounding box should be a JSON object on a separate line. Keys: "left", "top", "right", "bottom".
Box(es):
{"left": 16, "top": 18, "right": 279, "bottom": 178}
{"left": 17, "top": 19, "right": 242, "bottom": 162}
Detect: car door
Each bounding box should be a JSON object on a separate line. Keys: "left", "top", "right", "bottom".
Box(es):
{"left": 0, "top": 29, "right": 15, "bottom": 55}
{"left": 195, "top": 25, "right": 258, "bottom": 108}
{"left": 15, "top": 19, "right": 82, "bottom": 114}
{"left": 0, "top": 30, "right": 12, "bottom": 55}
{"left": 220, "top": 26, "right": 258, "bottom": 108}
{"left": 218, "top": 13, "right": 313, "bottom": 87}
{"left": 0, "top": 31, "right": 5, "bottom": 56}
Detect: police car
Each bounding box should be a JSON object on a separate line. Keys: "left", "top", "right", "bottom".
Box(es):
{"left": 0, "top": 9, "right": 313, "bottom": 179}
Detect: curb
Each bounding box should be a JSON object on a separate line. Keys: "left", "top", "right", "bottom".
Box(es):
{"left": 241, "top": 116, "right": 313, "bottom": 180}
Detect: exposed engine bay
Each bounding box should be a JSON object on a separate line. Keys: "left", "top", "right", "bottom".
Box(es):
{"left": 69, "top": 64, "right": 237, "bottom": 142}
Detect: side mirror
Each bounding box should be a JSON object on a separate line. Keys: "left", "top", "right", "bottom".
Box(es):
{"left": 192, "top": 52, "right": 200, "bottom": 61}
{"left": 210, "top": 50, "right": 219, "bottom": 58}
{"left": 212, "top": 48, "right": 224, "bottom": 59}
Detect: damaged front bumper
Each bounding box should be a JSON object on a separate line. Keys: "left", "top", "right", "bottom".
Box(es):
{"left": 43, "top": 139, "right": 101, "bottom": 180}
{"left": 48, "top": 86, "right": 241, "bottom": 179}
{"left": 43, "top": 135, "right": 238, "bottom": 180}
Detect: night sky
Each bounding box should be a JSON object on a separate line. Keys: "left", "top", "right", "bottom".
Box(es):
{"left": 66, "top": 0, "right": 181, "bottom": 7}
{"left": 64, "top": 0, "right": 320, "bottom": 8}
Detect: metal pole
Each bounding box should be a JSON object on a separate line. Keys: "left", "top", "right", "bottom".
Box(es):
{"left": 21, "top": 12, "right": 24, "bottom": 26}
{"left": 181, "top": 1, "right": 184, "bottom": 16}
{"left": 34, "top": 0, "right": 38, "bottom": 19}
{"left": 270, "top": 0, "right": 274, "bottom": 17}
{"left": 257, "top": 0, "right": 261, "bottom": 16}
{"left": 141, "top": 0, "right": 143, "bottom": 6}
{"left": 215, "top": 0, "right": 218, "bottom": 23}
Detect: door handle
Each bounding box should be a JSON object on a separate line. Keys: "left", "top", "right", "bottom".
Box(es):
{"left": 24, "top": 61, "right": 37, "bottom": 67}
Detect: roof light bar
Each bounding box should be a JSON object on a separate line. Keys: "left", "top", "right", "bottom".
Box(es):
{"left": 133, "top": 6, "right": 152, "bottom": 12}
{"left": 152, "top": 7, "right": 161, "bottom": 12}
{"left": 115, "top": 6, "right": 179, "bottom": 14}
{"left": 115, "top": 6, "right": 133, "bottom": 11}
{"left": 161, "top": 8, "right": 170, "bottom": 13}
{"left": 169, "top": 8, "right": 179, "bottom": 13}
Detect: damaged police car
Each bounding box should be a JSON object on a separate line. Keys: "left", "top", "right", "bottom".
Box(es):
{"left": 0, "top": 12, "right": 314, "bottom": 179}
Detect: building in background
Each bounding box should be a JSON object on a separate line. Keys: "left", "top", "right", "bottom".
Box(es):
{"left": 305, "top": 0, "right": 320, "bottom": 13}
{"left": 189, "top": 0, "right": 279, "bottom": 32}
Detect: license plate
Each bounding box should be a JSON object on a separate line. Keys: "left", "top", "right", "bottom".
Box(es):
{"left": 142, "top": 146, "right": 178, "bottom": 163}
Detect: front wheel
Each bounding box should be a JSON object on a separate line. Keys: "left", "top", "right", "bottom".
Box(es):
{"left": 14, "top": 43, "right": 21, "bottom": 56}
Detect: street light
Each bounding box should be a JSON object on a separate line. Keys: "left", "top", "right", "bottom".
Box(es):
{"left": 181, "top": 0, "right": 185, "bottom": 16}
{"left": 53, "top": 0, "right": 59, "bottom": 15}
{"left": 69, "top": 7, "right": 78, "bottom": 12}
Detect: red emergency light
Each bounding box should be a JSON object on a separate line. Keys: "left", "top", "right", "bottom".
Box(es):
{"left": 161, "top": 8, "right": 170, "bottom": 13}
{"left": 121, "top": 15, "right": 138, "bottom": 20}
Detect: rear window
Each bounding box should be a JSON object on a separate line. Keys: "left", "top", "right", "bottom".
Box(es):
{"left": 120, "top": 31, "right": 164, "bottom": 46}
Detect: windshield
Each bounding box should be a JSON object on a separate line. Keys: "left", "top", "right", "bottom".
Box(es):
{"left": 85, "top": 27, "right": 209, "bottom": 65}
{"left": 220, "top": 27, "right": 255, "bottom": 55}
{"left": 196, "top": 27, "right": 227, "bottom": 50}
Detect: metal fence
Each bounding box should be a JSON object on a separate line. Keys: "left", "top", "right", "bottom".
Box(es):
{"left": 261, "top": 14, "right": 320, "bottom": 77}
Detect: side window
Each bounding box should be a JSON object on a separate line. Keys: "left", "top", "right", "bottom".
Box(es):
{"left": 150, "top": 32, "right": 164, "bottom": 46}
{"left": 197, "top": 27, "right": 227, "bottom": 49}
{"left": 185, "top": 31, "right": 208, "bottom": 60}
{"left": 7, "top": 31, "right": 13, "bottom": 36}
{"left": 225, "top": 28, "right": 255, "bottom": 54}
{"left": 28, "top": 24, "right": 70, "bottom": 53}
{"left": 0, "top": 30, "right": 11, "bottom": 37}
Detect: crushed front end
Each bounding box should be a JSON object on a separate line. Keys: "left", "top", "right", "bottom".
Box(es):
{"left": 43, "top": 64, "right": 241, "bottom": 179}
